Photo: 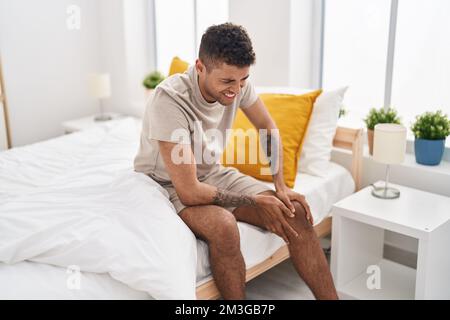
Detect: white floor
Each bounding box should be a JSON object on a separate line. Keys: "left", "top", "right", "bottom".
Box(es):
{"left": 245, "top": 259, "right": 315, "bottom": 300}
{"left": 245, "top": 238, "right": 331, "bottom": 300}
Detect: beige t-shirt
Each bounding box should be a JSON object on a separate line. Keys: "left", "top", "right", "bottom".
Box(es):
{"left": 134, "top": 65, "right": 258, "bottom": 184}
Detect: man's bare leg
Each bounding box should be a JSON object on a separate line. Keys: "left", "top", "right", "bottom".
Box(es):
{"left": 179, "top": 205, "right": 246, "bottom": 299}
{"left": 232, "top": 191, "right": 338, "bottom": 300}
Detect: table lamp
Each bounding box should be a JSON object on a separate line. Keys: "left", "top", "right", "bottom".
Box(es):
{"left": 371, "top": 123, "right": 407, "bottom": 199}
{"left": 89, "top": 73, "right": 111, "bottom": 121}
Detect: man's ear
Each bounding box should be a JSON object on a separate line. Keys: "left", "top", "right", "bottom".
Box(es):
{"left": 195, "top": 59, "right": 204, "bottom": 74}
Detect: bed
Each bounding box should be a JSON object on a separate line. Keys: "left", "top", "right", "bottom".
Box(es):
{"left": 0, "top": 116, "right": 363, "bottom": 299}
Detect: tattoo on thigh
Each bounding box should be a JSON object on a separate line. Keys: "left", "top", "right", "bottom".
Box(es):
{"left": 213, "top": 188, "right": 257, "bottom": 207}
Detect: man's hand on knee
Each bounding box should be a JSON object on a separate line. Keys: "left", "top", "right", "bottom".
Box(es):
{"left": 253, "top": 194, "right": 299, "bottom": 244}
{"left": 275, "top": 187, "right": 314, "bottom": 226}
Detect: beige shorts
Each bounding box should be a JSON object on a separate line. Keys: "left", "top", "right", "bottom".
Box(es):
{"left": 160, "top": 166, "right": 273, "bottom": 214}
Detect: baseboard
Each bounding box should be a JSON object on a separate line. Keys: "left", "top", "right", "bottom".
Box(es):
{"left": 321, "top": 235, "right": 416, "bottom": 269}
{"left": 383, "top": 243, "right": 417, "bottom": 269}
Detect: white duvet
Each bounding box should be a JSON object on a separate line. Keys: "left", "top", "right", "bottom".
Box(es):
{"left": 0, "top": 118, "right": 198, "bottom": 299}
{"left": 0, "top": 117, "right": 355, "bottom": 300}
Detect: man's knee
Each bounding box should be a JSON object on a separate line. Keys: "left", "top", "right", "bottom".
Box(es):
{"left": 291, "top": 201, "right": 314, "bottom": 231}
{"left": 182, "top": 205, "right": 240, "bottom": 251}
{"left": 208, "top": 208, "right": 241, "bottom": 252}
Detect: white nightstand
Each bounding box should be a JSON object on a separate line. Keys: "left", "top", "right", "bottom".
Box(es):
{"left": 61, "top": 113, "right": 124, "bottom": 134}
{"left": 331, "top": 181, "right": 450, "bottom": 300}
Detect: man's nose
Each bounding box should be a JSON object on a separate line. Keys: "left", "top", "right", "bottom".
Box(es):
{"left": 232, "top": 83, "right": 241, "bottom": 94}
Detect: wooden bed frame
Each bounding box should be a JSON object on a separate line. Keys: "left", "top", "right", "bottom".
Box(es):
{"left": 196, "top": 126, "right": 364, "bottom": 300}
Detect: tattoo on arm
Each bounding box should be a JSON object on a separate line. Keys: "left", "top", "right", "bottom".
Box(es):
{"left": 262, "top": 132, "right": 281, "bottom": 175}
{"left": 212, "top": 188, "right": 257, "bottom": 207}
{"left": 266, "top": 133, "right": 272, "bottom": 158}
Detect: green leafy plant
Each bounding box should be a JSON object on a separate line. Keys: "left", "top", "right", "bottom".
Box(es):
{"left": 363, "top": 107, "right": 401, "bottom": 130}
{"left": 410, "top": 110, "right": 450, "bottom": 140}
{"left": 142, "top": 71, "right": 165, "bottom": 89}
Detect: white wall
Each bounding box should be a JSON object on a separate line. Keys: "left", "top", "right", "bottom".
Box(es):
{"left": 229, "top": 0, "right": 316, "bottom": 88}
{"left": 229, "top": 0, "right": 290, "bottom": 86}
{"left": 1, "top": 0, "right": 316, "bottom": 146}
{"left": 0, "top": 0, "right": 102, "bottom": 147}
{"left": 98, "top": 0, "right": 155, "bottom": 118}
{"left": 0, "top": 0, "right": 154, "bottom": 147}
{"left": 96, "top": 0, "right": 128, "bottom": 118}
{"left": 289, "top": 0, "right": 316, "bottom": 88}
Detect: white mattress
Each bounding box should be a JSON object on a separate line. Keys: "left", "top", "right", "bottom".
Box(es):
{"left": 0, "top": 117, "right": 354, "bottom": 299}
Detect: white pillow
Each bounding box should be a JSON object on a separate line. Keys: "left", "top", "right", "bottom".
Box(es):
{"left": 299, "top": 87, "right": 348, "bottom": 177}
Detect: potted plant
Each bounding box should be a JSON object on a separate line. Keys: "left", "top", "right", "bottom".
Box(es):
{"left": 410, "top": 110, "right": 450, "bottom": 166}
{"left": 364, "top": 107, "right": 401, "bottom": 155}
{"left": 142, "top": 71, "right": 165, "bottom": 95}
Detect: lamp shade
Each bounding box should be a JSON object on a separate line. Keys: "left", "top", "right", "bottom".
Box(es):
{"left": 89, "top": 73, "right": 111, "bottom": 98}
{"left": 373, "top": 123, "right": 407, "bottom": 164}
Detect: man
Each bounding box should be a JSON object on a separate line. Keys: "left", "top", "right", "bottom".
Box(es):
{"left": 134, "top": 23, "right": 338, "bottom": 300}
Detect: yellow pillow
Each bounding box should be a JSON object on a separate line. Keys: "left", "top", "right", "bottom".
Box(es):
{"left": 221, "top": 90, "right": 322, "bottom": 188}
{"left": 168, "top": 56, "right": 189, "bottom": 76}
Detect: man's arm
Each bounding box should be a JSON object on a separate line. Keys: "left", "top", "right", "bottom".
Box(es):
{"left": 241, "top": 97, "right": 286, "bottom": 190}
{"left": 158, "top": 141, "right": 261, "bottom": 208}
{"left": 158, "top": 140, "right": 297, "bottom": 241}
{"left": 241, "top": 97, "right": 314, "bottom": 224}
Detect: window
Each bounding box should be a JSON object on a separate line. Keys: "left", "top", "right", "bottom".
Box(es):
{"left": 154, "top": 0, "right": 196, "bottom": 74}
{"left": 391, "top": 0, "right": 450, "bottom": 145}
{"left": 195, "top": 0, "right": 229, "bottom": 53}
{"left": 154, "top": 0, "right": 229, "bottom": 75}
{"left": 322, "top": 0, "right": 392, "bottom": 127}
{"left": 323, "top": 0, "right": 450, "bottom": 147}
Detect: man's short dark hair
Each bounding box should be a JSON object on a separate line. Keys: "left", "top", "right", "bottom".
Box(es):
{"left": 199, "top": 23, "right": 255, "bottom": 70}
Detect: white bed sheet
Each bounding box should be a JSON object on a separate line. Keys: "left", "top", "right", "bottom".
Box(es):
{"left": 0, "top": 117, "right": 354, "bottom": 299}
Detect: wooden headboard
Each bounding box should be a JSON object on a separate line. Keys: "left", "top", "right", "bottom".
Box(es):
{"left": 332, "top": 126, "right": 364, "bottom": 191}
